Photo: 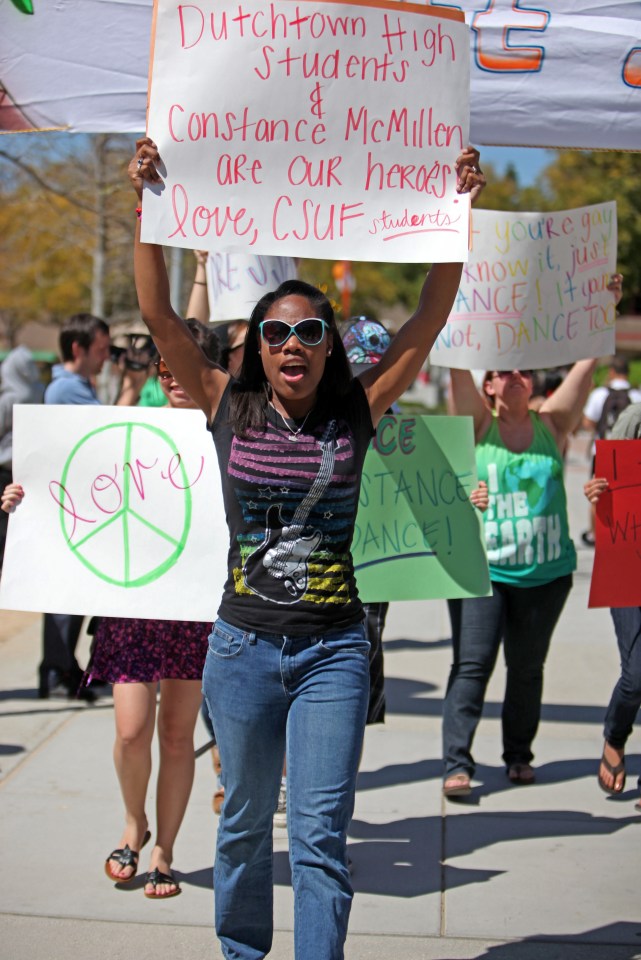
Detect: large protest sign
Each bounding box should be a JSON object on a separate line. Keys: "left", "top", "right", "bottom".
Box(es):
{"left": 589, "top": 439, "right": 641, "bottom": 608}
{"left": 430, "top": 202, "right": 617, "bottom": 371}
{"left": 353, "top": 414, "right": 490, "bottom": 601}
{"left": 0, "top": 406, "right": 226, "bottom": 622}
{"left": 2, "top": 1, "right": 640, "bottom": 150}
{"left": 207, "top": 253, "right": 297, "bottom": 321}
{"left": 141, "top": 0, "right": 471, "bottom": 262}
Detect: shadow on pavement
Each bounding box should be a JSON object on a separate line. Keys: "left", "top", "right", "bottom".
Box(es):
{"left": 384, "top": 637, "right": 452, "bottom": 652}
{"left": 474, "top": 922, "right": 641, "bottom": 956}
{"left": 0, "top": 702, "right": 113, "bottom": 719}
{"left": 357, "top": 756, "right": 641, "bottom": 797}
{"left": 328, "top": 810, "right": 640, "bottom": 899}
{"left": 384, "top": 676, "right": 608, "bottom": 727}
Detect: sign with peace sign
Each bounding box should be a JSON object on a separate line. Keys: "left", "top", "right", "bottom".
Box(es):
{"left": 0, "top": 406, "right": 226, "bottom": 621}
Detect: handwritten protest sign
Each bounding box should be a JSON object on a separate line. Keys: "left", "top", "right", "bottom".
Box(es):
{"left": 353, "top": 414, "right": 490, "bottom": 601}
{"left": 589, "top": 439, "right": 641, "bottom": 608}
{"left": 142, "top": 0, "right": 470, "bottom": 262}
{"left": 430, "top": 202, "right": 617, "bottom": 370}
{"left": 207, "top": 253, "right": 297, "bottom": 321}
{"left": 0, "top": 406, "right": 226, "bottom": 622}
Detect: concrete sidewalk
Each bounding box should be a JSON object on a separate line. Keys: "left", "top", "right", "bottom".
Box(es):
{"left": 1, "top": 433, "right": 640, "bottom": 960}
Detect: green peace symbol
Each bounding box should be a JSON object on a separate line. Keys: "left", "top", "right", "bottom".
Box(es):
{"left": 57, "top": 421, "right": 193, "bottom": 588}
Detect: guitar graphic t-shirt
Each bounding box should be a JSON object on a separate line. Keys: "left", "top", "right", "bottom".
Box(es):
{"left": 209, "top": 378, "right": 374, "bottom": 634}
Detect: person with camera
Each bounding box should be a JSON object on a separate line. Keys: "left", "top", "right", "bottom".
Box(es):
{"left": 38, "top": 313, "right": 148, "bottom": 701}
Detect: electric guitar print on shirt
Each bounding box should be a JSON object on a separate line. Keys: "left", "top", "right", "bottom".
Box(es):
{"left": 242, "top": 420, "right": 337, "bottom": 605}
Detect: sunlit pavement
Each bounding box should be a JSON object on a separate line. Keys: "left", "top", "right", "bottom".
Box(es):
{"left": 1, "top": 432, "right": 640, "bottom": 960}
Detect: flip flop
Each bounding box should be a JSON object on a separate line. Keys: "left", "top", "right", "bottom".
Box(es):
{"left": 144, "top": 868, "right": 181, "bottom": 899}
{"left": 598, "top": 750, "right": 626, "bottom": 795}
{"left": 443, "top": 773, "right": 472, "bottom": 798}
{"left": 507, "top": 763, "right": 535, "bottom": 785}
{"left": 104, "top": 829, "right": 151, "bottom": 883}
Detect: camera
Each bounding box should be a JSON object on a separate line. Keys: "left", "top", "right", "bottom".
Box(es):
{"left": 111, "top": 335, "right": 157, "bottom": 371}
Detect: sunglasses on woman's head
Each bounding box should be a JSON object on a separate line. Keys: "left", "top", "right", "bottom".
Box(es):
{"left": 259, "top": 317, "right": 328, "bottom": 348}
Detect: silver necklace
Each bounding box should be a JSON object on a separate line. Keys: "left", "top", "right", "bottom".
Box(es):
{"left": 270, "top": 402, "right": 313, "bottom": 442}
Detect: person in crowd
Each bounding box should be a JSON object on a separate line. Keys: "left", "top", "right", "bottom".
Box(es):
{"left": 186, "top": 249, "right": 249, "bottom": 377}
{"left": 581, "top": 273, "right": 632, "bottom": 544}
{"left": 187, "top": 253, "right": 291, "bottom": 821}
{"left": 528, "top": 369, "right": 564, "bottom": 413}
{"left": 442, "top": 358, "right": 599, "bottom": 798}
{"left": 184, "top": 251, "right": 241, "bottom": 816}
{"left": 584, "top": 400, "right": 641, "bottom": 810}
{"left": 185, "top": 249, "right": 210, "bottom": 322}
{"left": 2, "top": 319, "right": 220, "bottom": 899}
{"left": 220, "top": 320, "right": 250, "bottom": 377}
{"left": 114, "top": 333, "right": 163, "bottom": 407}
{"left": 341, "top": 315, "right": 396, "bottom": 724}
{"left": 0, "top": 345, "right": 44, "bottom": 571}
{"left": 39, "top": 314, "right": 147, "bottom": 701}
{"left": 129, "top": 135, "right": 484, "bottom": 959}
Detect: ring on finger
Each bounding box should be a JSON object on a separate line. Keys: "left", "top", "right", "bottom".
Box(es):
{"left": 136, "top": 158, "right": 144, "bottom": 169}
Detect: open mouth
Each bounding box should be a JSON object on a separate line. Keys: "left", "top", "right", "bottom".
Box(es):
{"left": 280, "top": 363, "right": 307, "bottom": 382}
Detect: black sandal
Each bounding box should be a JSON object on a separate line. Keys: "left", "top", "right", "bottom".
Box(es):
{"left": 104, "top": 829, "right": 151, "bottom": 883}
{"left": 144, "top": 868, "right": 181, "bottom": 899}
{"left": 598, "top": 749, "right": 626, "bottom": 795}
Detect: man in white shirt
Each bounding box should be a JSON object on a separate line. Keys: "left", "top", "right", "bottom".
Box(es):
{"left": 581, "top": 355, "right": 641, "bottom": 545}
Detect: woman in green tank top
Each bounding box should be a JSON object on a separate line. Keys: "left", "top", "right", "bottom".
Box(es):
{"left": 442, "top": 361, "right": 597, "bottom": 798}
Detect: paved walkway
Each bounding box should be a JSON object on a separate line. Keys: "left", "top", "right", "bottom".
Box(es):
{"left": 1, "top": 433, "right": 640, "bottom": 960}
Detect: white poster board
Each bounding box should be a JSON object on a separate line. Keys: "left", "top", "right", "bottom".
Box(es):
{"left": 430, "top": 201, "right": 617, "bottom": 370}
{"left": 142, "top": 0, "right": 471, "bottom": 262}
{"left": 207, "top": 253, "right": 298, "bottom": 321}
{"left": 0, "top": 406, "right": 226, "bottom": 622}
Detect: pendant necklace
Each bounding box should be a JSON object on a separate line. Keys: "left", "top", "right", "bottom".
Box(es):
{"left": 270, "top": 402, "right": 313, "bottom": 442}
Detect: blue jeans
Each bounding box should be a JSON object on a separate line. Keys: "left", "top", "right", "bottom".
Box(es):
{"left": 604, "top": 606, "right": 641, "bottom": 754}
{"left": 202, "top": 618, "right": 370, "bottom": 960}
{"left": 444, "top": 575, "right": 572, "bottom": 777}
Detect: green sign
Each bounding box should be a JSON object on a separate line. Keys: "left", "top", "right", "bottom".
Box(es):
{"left": 354, "top": 415, "right": 490, "bottom": 602}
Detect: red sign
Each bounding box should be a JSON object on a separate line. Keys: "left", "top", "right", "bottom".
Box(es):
{"left": 588, "top": 439, "right": 641, "bottom": 608}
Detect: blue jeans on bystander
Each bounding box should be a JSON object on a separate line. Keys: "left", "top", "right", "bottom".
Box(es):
{"left": 605, "top": 606, "right": 641, "bottom": 763}
{"left": 202, "top": 617, "right": 370, "bottom": 960}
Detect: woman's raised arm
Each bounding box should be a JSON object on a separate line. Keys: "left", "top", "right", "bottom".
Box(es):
{"left": 449, "top": 368, "right": 492, "bottom": 440}
{"left": 539, "top": 357, "right": 598, "bottom": 444}
{"left": 130, "top": 138, "right": 229, "bottom": 422}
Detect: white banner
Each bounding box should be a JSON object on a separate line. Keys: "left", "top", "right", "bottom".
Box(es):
{"left": 1, "top": 1, "right": 640, "bottom": 150}
{"left": 0, "top": 406, "right": 226, "bottom": 622}
{"left": 207, "top": 253, "right": 297, "bottom": 320}
{"left": 141, "top": 0, "right": 471, "bottom": 262}
{"left": 430, "top": 201, "right": 617, "bottom": 370}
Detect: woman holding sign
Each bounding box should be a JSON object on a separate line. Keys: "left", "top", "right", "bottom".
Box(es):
{"left": 584, "top": 401, "right": 641, "bottom": 808}
{"left": 1, "top": 319, "right": 221, "bottom": 901}
{"left": 443, "top": 359, "right": 598, "bottom": 798}
{"left": 129, "top": 136, "right": 484, "bottom": 959}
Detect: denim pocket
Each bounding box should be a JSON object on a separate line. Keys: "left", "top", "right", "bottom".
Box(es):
{"left": 207, "top": 619, "right": 245, "bottom": 659}
{"left": 317, "top": 624, "right": 370, "bottom": 657}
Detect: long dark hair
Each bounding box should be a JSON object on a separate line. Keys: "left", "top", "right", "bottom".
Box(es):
{"left": 229, "top": 279, "right": 352, "bottom": 436}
